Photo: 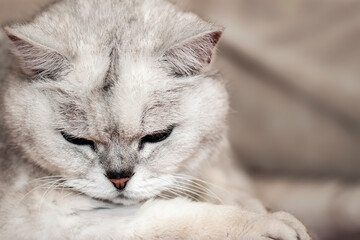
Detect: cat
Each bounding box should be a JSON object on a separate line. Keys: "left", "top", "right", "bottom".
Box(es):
{"left": 0, "top": 0, "right": 311, "bottom": 239}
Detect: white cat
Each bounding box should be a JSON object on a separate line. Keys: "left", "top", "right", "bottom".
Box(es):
{"left": 0, "top": 0, "right": 310, "bottom": 239}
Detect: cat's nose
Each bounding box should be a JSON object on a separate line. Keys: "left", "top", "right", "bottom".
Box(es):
{"left": 109, "top": 178, "right": 130, "bottom": 190}
{"left": 106, "top": 170, "right": 134, "bottom": 190}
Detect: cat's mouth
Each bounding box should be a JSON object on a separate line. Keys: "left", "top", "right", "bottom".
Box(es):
{"left": 83, "top": 191, "right": 146, "bottom": 205}
{"left": 109, "top": 192, "right": 157, "bottom": 205}
{"left": 63, "top": 173, "right": 176, "bottom": 205}
{"left": 84, "top": 186, "right": 160, "bottom": 205}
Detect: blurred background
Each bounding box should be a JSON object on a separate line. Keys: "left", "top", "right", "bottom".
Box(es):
{"left": 1, "top": 0, "right": 360, "bottom": 239}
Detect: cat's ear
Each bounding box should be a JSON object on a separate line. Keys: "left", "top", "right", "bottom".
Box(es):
{"left": 4, "top": 27, "right": 69, "bottom": 78}
{"left": 161, "top": 29, "right": 223, "bottom": 77}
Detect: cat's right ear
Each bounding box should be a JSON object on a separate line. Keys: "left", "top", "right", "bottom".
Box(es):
{"left": 160, "top": 29, "right": 223, "bottom": 78}
{"left": 4, "top": 27, "right": 69, "bottom": 78}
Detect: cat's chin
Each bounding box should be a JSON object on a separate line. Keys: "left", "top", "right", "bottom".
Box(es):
{"left": 93, "top": 193, "right": 149, "bottom": 206}
{"left": 111, "top": 197, "right": 144, "bottom": 206}
{"left": 86, "top": 194, "right": 141, "bottom": 206}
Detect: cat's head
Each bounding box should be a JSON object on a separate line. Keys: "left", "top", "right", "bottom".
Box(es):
{"left": 3, "top": 0, "right": 228, "bottom": 205}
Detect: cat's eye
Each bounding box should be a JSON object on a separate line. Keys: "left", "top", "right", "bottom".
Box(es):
{"left": 61, "top": 131, "right": 95, "bottom": 150}
{"left": 140, "top": 126, "right": 174, "bottom": 148}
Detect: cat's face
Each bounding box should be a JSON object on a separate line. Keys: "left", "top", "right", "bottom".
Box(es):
{"left": 3, "top": 0, "right": 228, "bottom": 205}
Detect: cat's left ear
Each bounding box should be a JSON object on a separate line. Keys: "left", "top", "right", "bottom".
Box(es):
{"left": 4, "top": 26, "right": 69, "bottom": 78}
{"left": 161, "top": 29, "right": 223, "bottom": 77}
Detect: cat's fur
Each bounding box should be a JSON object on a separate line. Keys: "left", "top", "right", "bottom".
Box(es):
{"left": 0, "top": 0, "right": 310, "bottom": 239}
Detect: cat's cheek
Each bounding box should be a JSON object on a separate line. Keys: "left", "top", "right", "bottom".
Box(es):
{"left": 137, "top": 143, "right": 155, "bottom": 158}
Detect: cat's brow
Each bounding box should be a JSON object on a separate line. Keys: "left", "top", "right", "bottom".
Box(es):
{"left": 102, "top": 47, "right": 119, "bottom": 92}
{"left": 140, "top": 83, "right": 194, "bottom": 124}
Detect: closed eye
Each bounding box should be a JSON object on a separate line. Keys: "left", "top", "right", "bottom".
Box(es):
{"left": 61, "top": 131, "right": 95, "bottom": 150}
{"left": 139, "top": 126, "right": 174, "bottom": 149}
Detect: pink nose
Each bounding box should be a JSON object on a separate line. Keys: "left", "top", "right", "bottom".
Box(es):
{"left": 109, "top": 178, "right": 130, "bottom": 190}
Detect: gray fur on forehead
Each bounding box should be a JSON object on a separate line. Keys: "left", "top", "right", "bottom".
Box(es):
{"left": 9, "top": 0, "right": 217, "bottom": 57}
{"left": 50, "top": 78, "right": 194, "bottom": 140}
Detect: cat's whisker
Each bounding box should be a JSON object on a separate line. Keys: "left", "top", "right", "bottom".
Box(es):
{"left": 171, "top": 175, "right": 223, "bottom": 203}
{"left": 173, "top": 174, "right": 225, "bottom": 190}
{"left": 26, "top": 176, "right": 64, "bottom": 185}
{"left": 172, "top": 177, "right": 220, "bottom": 197}
{"left": 176, "top": 183, "right": 222, "bottom": 204}
{"left": 156, "top": 193, "right": 172, "bottom": 200}
{"left": 173, "top": 174, "right": 228, "bottom": 193}
{"left": 155, "top": 176, "right": 207, "bottom": 202}
{"left": 168, "top": 188, "right": 198, "bottom": 202}
{"left": 170, "top": 184, "right": 208, "bottom": 202}
{"left": 162, "top": 188, "right": 183, "bottom": 199}
{"left": 156, "top": 177, "right": 199, "bottom": 201}
{"left": 18, "top": 181, "right": 59, "bottom": 205}
{"left": 158, "top": 184, "right": 183, "bottom": 199}
{"left": 183, "top": 184, "right": 219, "bottom": 202}
{"left": 38, "top": 178, "right": 66, "bottom": 210}
{"left": 59, "top": 180, "right": 68, "bottom": 198}
{"left": 59, "top": 179, "right": 93, "bottom": 200}
{"left": 61, "top": 188, "right": 85, "bottom": 200}
{"left": 20, "top": 176, "right": 85, "bottom": 207}
{"left": 41, "top": 184, "right": 75, "bottom": 204}
{"left": 62, "top": 184, "right": 89, "bottom": 199}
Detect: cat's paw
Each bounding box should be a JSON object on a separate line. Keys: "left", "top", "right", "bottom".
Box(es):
{"left": 243, "top": 211, "right": 311, "bottom": 240}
